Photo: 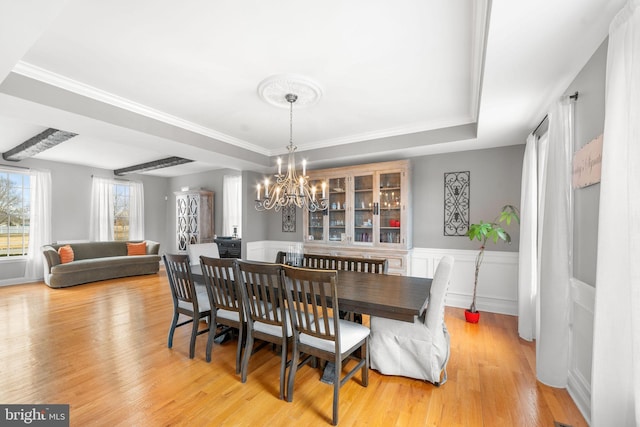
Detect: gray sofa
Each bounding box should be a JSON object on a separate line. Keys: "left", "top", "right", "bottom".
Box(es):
{"left": 41, "top": 240, "right": 161, "bottom": 288}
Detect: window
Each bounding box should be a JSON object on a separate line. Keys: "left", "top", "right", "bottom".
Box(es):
{"left": 90, "top": 177, "right": 144, "bottom": 242}
{"left": 113, "top": 182, "right": 130, "bottom": 241}
{"left": 0, "top": 170, "right": 30, "bottom": 257}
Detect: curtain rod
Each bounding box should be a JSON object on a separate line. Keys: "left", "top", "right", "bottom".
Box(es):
{"left": 532, "top": 91, "right": 579, "bottom": 138}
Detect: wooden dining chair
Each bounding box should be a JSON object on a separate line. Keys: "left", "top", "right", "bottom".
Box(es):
{"left": 235, "top": 260, "right": 291, "bottom": 400}
{"left": 283, "top": 265, "right": 370, "bottom": 426}
{"left": 163, "top": 253, "right": 211, "bottom": 359}
{"left": 199, "top": 256, "right": 244, "bottom": 372}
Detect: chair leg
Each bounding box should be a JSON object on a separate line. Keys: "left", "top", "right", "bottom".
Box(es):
{"left": 332, "top": 356, "right": 340, "bottom": 426}
{"left": 278, "top": 338, "right": 288, "bottom": 400}
{"left": 286, "top": 348, "right": 300, "bottom": 403}
{"left": 167, "top": 311, "right": 179, "bottom": 348}
{"left": 206, "top": 313, "right": 217, "bottom": 363}
{"left": 235, "top": 324, "right": 244, "bottom": 374}
{"left": 189, "top": 315, "right": 200, "bottom": 359}
{"left": 362, "top": 339, "right": 369, "bottom": 386}
{"left": 241, "top": 333, "right": 254, "bottom": 383}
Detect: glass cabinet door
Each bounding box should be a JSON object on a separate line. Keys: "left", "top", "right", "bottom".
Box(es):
{"left": 328, "top": 177, "right": 347, "bottom": 242}
{"left": 353, "top": 174, "right": 374, "bottom": 243}
{"left": 378, "top": 172, "right": 402, "bottom": 244}
{"left": 307, "top": 178, "right": 326, "bottom": 241}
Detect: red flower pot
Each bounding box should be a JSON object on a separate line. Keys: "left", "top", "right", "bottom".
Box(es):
{"left": 464, "top": 309, "right": 480, "bottom": 323}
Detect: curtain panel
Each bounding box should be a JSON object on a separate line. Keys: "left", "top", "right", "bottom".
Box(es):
{"left": 592, "top": 1, "right": 640, "bottom": 424}
{"left": 518, "top": 134, "right": 538, "bottom": 341}
{"left": 90, "top": 177, "right": 114, "bottom": 241}
{"left": 536, "top": 98, "right": 574, "bottom": 387}
{"left": 222, "top": 175, "right": 242, "bottom": 237}
{"left": 24, "top": 169, "right": 52, "bottom": 280}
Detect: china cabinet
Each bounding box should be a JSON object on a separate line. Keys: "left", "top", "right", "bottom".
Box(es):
{"left": 174, "top": 189, "right": 214, "bottom": 252}
{"left": 303, "top": 160, "right": 411, "bottom": 274}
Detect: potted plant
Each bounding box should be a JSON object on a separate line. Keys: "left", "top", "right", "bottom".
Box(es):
{"left": 465, "top": 204, "right": 520, "bottom": 323}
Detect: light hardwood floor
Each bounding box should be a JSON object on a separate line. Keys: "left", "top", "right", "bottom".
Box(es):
{"left": 0, "top": 271, "right": 587, "bottom": 427}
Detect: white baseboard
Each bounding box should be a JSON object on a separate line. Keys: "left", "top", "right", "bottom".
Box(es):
{"left": 0, "top": 278, "right": 40, "bottom": 287}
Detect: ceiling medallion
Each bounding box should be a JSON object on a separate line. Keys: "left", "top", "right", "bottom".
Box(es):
{"left": 257, "top": 74, "right": 323, "bottom": 109}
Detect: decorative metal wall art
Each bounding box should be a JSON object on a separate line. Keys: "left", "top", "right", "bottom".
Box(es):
{"left": 282, "top": 204, "right": 296, "bottom": 232}
{"left": 444, "top": 171, "right": 470, "bottom": 236}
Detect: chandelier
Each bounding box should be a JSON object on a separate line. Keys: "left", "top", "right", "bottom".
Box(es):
{"left": 255, "top": 93, "right": 328, "bottom": 212}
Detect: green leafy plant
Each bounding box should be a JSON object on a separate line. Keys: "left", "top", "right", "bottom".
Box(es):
{"left": 466, "top": 205, "right": 520, "bottom": 313}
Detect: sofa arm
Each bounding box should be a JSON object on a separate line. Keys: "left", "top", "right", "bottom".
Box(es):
{"left": 41, "top": 245, "right": 61, "bottom": 272}
{"left": 145, "top": 240, "right": 160, "bottom": 255}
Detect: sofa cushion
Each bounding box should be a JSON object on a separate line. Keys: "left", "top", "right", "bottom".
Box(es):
{"left": 58, "top": 245, "right": 74, "bottom": 264}
{"left": 127, "top": 241, "right": 147, "bottom": 255}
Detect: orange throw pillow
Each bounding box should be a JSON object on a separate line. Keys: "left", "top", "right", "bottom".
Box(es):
{"left": 58, "top": 245, "right": 74, "bottom": 264}
{"left": 127, "top": 242, "right": 147, "bottom": 256}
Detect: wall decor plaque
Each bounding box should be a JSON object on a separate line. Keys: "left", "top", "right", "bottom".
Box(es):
{"left": 282, "top": 205, "right": 296, "bottom": 232}
{"left": 572, "top": 134, "right": 603, "bottom": 189}
{"left": 444, "top": 171, "right": 470, "bottom": 236}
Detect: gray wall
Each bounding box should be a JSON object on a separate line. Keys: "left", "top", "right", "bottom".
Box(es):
{"left": 245, "top": 144, "right": 525, "bottom": 252}
{"left": 567, "top": 39, "right": 606, "bottom": 286}
{"left": 0, "top": 157, "right": 170, "bottom": 282}
{"left": 167, "top": 168, "right": 241, "bottom": 253}
{"left": 412, "top": 145, "right": 524, "bottom": 251}
{"left": 242, "top": 170, "right": 268, "bottom": 256}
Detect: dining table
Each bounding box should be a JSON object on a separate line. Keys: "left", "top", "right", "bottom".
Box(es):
{"left": 191, "top": 263, "right": 432, "bottom": 323}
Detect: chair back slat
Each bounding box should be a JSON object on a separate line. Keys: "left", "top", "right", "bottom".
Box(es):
{"left": 199, "top": 256, "right": 241, "bottom": 312}
{"left": 236, "top": 261, "right": 285, "bottom": 327}
{"left": 283, "top": 266, "right": 339, "bottom": 344}
{"left": 276, "top": 251, "right": 387, "bottom": 274}
{"left": 164, "top": 253, "right": 196, "bottom": 306}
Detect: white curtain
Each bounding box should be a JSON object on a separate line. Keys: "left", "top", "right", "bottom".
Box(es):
{"left": 128, "top": 181, "right": 144, "bottom": 240}
{"left": 24, "top": 169, "right": 52, "bottom": 280}
{"left": 518, "top": 134, "right": 538, "bottom": 341}
{"left": 536, "top": 98, "right": 574, "bottom": 387}
{"left": 592, "top": 1, "right": 640, "bottom": 424}
{"left": 90, "top": 177, "right": 114, "bottom": 241}
{"left": 222, "top": 174, "right": 242, "bottom": 237}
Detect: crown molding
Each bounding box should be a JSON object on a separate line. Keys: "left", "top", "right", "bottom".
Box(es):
{"left": 12, "top": 61, "right": 271, "bottom": 156}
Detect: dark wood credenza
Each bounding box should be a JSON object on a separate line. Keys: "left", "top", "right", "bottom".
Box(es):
{"left": 215, "top": 238, "right": 241, "bottom": 259}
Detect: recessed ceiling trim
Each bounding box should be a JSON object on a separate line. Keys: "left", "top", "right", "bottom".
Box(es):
{"left": 114, "top": 156, "right": 193, "bottom": 176}
{"left": 288, "top": 116, "right": 477, "bottom": 155}
{"left": 12, "top": 61, "right": 271, "bottom": 156}
{"left": 470, "top": 0, "right": 491, "bottom": 121}
{"left": 2, "top": 128, "right": 77, "bottom": 161}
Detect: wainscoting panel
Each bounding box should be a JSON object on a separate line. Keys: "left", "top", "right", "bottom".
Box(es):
{"left": 410, "top": 248, "right": 519, "bottom": 316}
{"left": 568, "top": 277, "right": 595, "bottom": 424}
{"left": 245, "top": 240, "right": 299, "bottom": 264}
{"left": 246, "top": 242, "right": 520, "bottom": 316}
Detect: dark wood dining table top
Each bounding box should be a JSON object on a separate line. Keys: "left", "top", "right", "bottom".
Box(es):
{"left": 335, "top": 270, "right": 431, "bottom": 323}
{"left": 190, "top": 264, "right": 431, "bottom": 323}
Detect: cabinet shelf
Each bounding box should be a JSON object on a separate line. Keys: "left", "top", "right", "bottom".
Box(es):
{"left": 304, "top": 159, "right": 411, "bottom": 274}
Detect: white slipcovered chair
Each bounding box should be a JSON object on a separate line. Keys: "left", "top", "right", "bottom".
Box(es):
{"left": 187, "top": 243, "right": 220, "bottom": 266}
{"left": 369, "top": 255, "right": 454, "bottom": 385}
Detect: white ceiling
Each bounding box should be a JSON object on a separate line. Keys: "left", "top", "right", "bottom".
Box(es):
{"left": 0, "top": 0, "right": 625, "bottom": 177}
